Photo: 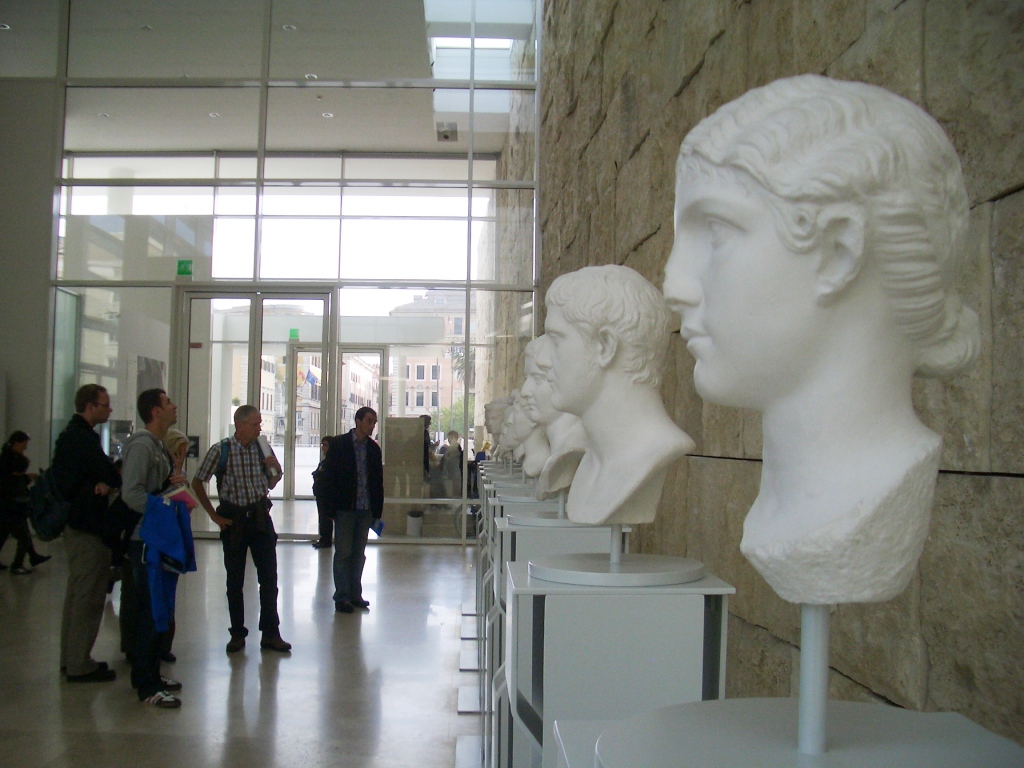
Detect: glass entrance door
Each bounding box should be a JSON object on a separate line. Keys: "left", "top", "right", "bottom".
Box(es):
{"left": 287, "top": 343, "right": 329, "bottom": 498}
{"left": 181, "top": 290, "right": 330, "bottom": 537}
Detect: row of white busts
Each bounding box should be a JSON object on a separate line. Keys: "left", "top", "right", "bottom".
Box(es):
{"left": 489, "top": 74, "right": 979, "bottom": 609}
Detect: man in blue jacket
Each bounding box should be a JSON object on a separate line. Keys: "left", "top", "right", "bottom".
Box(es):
{"left": 321, "top": 407, "right": 384, "bottom": 613}
{"left": 121, "top": 388, "right": 186, "bottom": 708}
{"left": 53, "top": 384, "right": 122, "bottom": 683}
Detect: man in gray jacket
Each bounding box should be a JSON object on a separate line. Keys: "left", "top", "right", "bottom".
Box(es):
{"left": 120, "top": 388, "right": 186, "bottom": 708}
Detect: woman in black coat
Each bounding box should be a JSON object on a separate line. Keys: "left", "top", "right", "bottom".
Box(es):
{"left": 0, "top": 431, "right": 51, "bottom": 574}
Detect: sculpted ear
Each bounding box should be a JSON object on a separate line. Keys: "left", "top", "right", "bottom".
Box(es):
{"left": 815, "top": 204, "right": 866, "bottom": 306}
{"left": 595, "top": 327, "right": 618, "bottom": 369}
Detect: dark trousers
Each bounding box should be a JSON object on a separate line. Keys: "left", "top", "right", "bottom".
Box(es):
{"left": 128, "top": 540, "right": 171, "bottom": 699}
{"left": 120, "top": 559, "right": 174, "bottom": 659}
{"left": 0, "top": 508, "right": 37, "bottom": 568}
{"left": 316, "top": 498, "right": 333, "bottom": 544}
{"left": 333, "top": 509, "right": 372, "bottom": 605}
{"left": 220, "top": 504, "right": 280, "bottom": 638}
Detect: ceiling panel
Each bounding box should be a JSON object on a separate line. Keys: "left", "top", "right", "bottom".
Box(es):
{"left": 266, "top": 86, "right": 505, "bottom": 154}
{"left": 64, "top": 87, "right": 261, "bottom": 152}
{"left": 67, "top": 0, "right": 264, "bottom": 79}
{"left": 269, "top": 0, "right": 434, "bottom": 81}
{"left": 0, "top": 0, "right": 61, "bottom": 77}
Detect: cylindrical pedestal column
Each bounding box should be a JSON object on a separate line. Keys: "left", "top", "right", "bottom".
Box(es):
{"left": 609, "top": 524, "right": 623, "bottom": 565}
{"left": 798, "top": 603, "right": 830, "bottom": 755}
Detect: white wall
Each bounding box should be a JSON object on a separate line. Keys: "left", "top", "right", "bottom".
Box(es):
{"left": 0, "top": 79, "right": 61, "bottom": 462}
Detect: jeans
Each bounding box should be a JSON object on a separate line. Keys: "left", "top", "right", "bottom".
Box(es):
{"left": 220, "top": 506, "right": 280, "bottom": 638}
{"left": 128, "top": 539, "right": 175, "bottom": 699}
{"left": 333, "top": 509, "right": 372, "bottom": 605}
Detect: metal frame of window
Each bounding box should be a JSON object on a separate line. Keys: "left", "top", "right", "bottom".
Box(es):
{"left": 50, "top": 0, "right": 543, "bottom": 544}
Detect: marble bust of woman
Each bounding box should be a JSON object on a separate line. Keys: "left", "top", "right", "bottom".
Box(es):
{"left": 663, "top": 74, "right": 979, "bottom": 604}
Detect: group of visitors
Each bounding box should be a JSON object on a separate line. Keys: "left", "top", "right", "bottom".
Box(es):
{"left": 2, "top": 384, "right": 390, "bottom": 708}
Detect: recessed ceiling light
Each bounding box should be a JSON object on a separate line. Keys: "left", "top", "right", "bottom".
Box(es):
{"left": 282, "top": 24, "right": 297, "bottom": 31}
{"left": 304, "top": 73, "right": 318, "bottom": 80}
{"left": 321, "top": 112, "right": 334, "bottom": 118}
{"left": 209, "top": 112, "right": 220, "bottom": 118}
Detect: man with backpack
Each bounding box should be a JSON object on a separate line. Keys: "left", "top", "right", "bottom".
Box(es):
{"left": 52, "top": 384, "right": 122, "bottom": 683}
{"left": 120, "top": 388, "right": 187, "bottom": 708}
{"left": 191, "top": 405, "right": 291, "bottom": 653}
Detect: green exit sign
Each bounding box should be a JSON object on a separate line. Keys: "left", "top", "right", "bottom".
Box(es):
{"left": 176, "top": 259, "right": 193, "bottom": 276}
{"left": 289, "top": 328, "right": 300, "bottom": 340}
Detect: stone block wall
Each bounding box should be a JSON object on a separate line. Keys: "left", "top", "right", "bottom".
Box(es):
{"left": 540, "top": 0, "right": 1024, "bottom": 744}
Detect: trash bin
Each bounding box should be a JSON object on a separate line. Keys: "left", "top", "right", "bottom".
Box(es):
{"left": 406, "top": 510, "right": 423, "bottom": 537}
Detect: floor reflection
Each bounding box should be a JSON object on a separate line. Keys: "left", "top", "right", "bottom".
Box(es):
{"left": 0, "top": 538, "right": 479, "bottom": 768}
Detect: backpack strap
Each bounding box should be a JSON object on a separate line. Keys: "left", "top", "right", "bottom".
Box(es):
{"left": 214, "top": 436, "right": 271, "bottom": 484}
{"left": 214, "top": 438, "right": 231, "bottom": 485}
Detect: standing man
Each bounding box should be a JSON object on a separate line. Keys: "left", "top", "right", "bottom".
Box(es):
{"left": 321, "top": 407, "right": 383, "bottom": 614}
{"left": 120, "top": 389, "right": 186, "bottom": 707}
{"left": 191, "top": 405, "right": 291, "bottom": 653}
{"left": 53, "top": 384, "right": 122, "bottom": 683}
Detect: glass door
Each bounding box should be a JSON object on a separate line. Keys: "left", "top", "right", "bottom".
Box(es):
{"left": 259, "top": 298, "right": 328, "bottom": 501}
{"left": 287, "top": 343, "right": 330, "bottom": 498}
{"left": 181, "top": 290, "right": 330, "bottom": 537}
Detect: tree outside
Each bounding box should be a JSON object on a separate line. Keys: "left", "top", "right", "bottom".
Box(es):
{"left": 438, "top": 394, "right": 475, "bottom": 436}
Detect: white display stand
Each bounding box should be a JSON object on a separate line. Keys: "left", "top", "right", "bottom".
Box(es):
{"left": 529, "top": 551, "right": 705, "bottom": 587}
{"left": 476, "top": 490, "right": 561, "bottom": 768}
{"left": 494, "top": 517, "right": 628, "bottom": 605}
{"left": 505, "top": 561, "right": 734, "bottom": 768}
{"left": 583, "top": 698, "right": 1024, "bottom": 767}
{"left": 529, "top": 521, "right": 705, "bottom": 588}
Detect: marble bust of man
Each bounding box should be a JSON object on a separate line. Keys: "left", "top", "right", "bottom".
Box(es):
{"left": 663, "top": 74, "right": 979, "bottom": 604}
{"left": 484, "top": 396, "right": 513, "bottom": 458}
{"left": 520, "top": 335, "right": 589, "bottom": 495}
{"left": 545, "top": 265, "right": 695, "bottom": 525}
{"left": 500, "top": 392, "right": 537, "bottom": 465}
{"left": 516, "top": 340, "right": 553, "bottom": 478}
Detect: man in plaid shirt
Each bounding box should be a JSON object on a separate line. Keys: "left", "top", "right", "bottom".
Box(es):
{"left": 191, "top": 405, "right": 291, "bottom": 653}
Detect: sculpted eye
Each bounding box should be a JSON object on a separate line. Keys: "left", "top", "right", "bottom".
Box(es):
{"left": 706, "top": 217, "right": 736, "bottom": 249}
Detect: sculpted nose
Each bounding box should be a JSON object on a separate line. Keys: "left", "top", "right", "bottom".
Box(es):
{"left": 662, "top": 241, "right": 702, "bottom": 312}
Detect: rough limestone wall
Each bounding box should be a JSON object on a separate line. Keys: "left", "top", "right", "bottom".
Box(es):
{"left": 539, "top": 0, "right": 1024, "bottom": 745}
{"left": 478, "top": 35, "right": 539, "bottom": 434}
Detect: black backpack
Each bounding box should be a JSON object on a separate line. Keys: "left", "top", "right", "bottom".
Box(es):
{"left": 28, "top": 468, "right": 71, "bottom": 541}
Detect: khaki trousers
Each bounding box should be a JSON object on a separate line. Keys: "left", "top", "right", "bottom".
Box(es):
{"left": 60, "top": 527, "right": 110, "bottom": 676}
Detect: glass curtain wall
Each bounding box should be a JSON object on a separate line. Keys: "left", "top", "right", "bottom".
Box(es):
{"left": 52, "top": 0, "right": 539, "bottom": 542}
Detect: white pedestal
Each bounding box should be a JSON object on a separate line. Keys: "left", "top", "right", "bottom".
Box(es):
{"left": 505, "top": 511, "right": 572, "bottom": 526}
{"left": 529, "top": 552, "right": 705, "bottom": 587}
{"left": 591, "top": 698, "right": 1024, "bottom": 768}
{"left": 505, "top": 561, "right": 734, "bottom": 768}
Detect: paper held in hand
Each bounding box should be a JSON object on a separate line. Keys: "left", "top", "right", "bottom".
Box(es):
{"left": 162, "top": 483, "right": 200, "bottom": 509}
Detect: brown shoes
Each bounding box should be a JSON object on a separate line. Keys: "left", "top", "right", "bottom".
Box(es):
{"left": 260, "top": 635, "right": 292, "bottom": 652}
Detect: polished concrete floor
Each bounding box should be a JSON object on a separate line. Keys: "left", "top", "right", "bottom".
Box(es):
{"left": 0, "top": 537, "right": 480, "bottom": 767}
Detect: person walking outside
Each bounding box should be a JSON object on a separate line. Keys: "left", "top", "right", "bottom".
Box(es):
{"left": 191, "top": 405, "right": 291, "bottom": 653}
